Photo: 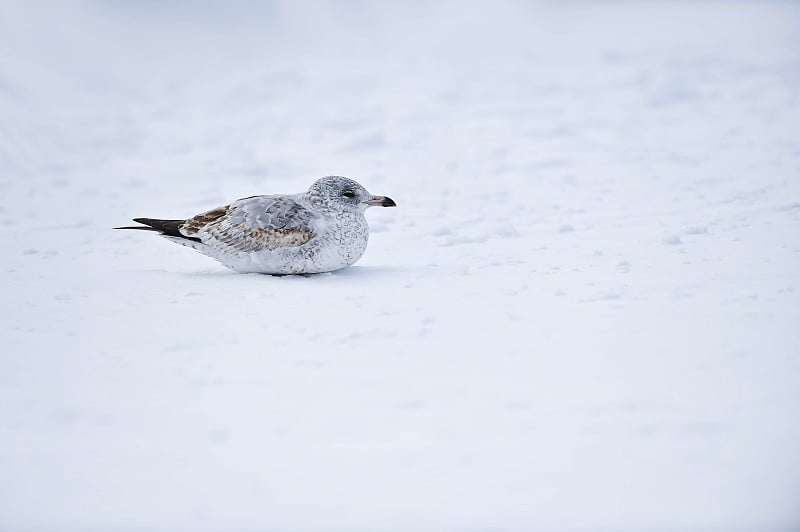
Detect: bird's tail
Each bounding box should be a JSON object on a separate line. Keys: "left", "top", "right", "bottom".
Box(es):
{"left": 114, "top": 218, "right": 201, "bottom": 242}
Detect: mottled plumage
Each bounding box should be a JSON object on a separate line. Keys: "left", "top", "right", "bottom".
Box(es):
{"left": 116, "top": 176, "right": 396, "bottom": 274}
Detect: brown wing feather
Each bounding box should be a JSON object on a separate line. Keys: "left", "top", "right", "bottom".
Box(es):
{"left": 182, "top": 207, "right": 229, "bottom": 234}
{"left": 180, "top": 197, "right": 317, "bottom": 252}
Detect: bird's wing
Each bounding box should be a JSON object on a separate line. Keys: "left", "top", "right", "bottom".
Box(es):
{"left": 180, "top": 195, "right": 321, "bottom": 252}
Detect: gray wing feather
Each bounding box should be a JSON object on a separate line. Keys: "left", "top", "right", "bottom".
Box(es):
{"left": 181, "top": 195, "right": 320, "bottom": 252}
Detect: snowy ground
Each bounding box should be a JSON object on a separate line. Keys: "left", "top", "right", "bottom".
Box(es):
{"left": 1, "top": 1, "right": 799, "bottom": 531}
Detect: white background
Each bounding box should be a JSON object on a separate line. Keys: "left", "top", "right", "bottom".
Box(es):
{"left": 1, "top": 1, "right": 799, "bottom": 530}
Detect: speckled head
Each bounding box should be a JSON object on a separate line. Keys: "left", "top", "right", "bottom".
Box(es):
{"left": 307, "top": 176, "right": 396, "bottom": 212}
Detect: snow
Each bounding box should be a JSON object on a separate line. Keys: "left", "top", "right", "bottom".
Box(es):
{"left": 1, "top": 1, "right": 800, "bottom": 530}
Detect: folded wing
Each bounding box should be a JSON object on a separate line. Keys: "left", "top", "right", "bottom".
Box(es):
{"left": 181, "top": 196, "right": 320, "bottom": 252}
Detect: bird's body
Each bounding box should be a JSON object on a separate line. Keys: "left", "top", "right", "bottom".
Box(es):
{"left": 116, "top": 176, "right": 396, "bottom": 274}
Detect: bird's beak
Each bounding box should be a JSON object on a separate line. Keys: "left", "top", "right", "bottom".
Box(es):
{"left": 367, "top": 195, "right": 397, "bottom": 207}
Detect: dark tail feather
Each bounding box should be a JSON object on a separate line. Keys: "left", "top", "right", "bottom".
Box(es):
{"left": 113, "top": 225, "right": 160, "bottom": 231}
{"left": 114, "top": 218, "right": 201, "bottom": 242}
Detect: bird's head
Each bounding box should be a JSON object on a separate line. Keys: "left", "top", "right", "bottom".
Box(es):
{"left": 307, "top": 176, "right": 396, "bottom": 213}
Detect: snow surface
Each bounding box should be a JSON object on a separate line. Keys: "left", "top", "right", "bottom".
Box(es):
{"left": 1, "top": 1, "right": 800, "bottom": 530}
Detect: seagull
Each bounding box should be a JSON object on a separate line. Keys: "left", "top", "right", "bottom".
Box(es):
{"left": 115, "top": 176, "right": 396, "bottom": 274}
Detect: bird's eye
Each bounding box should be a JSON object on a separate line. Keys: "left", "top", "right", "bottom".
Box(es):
{"left": 342, "top": 190, "right": 356, "bottom": 198}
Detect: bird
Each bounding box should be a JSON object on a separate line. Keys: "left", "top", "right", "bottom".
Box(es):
{"left": 115, "top": 176, "right": 396, "bottom": 274}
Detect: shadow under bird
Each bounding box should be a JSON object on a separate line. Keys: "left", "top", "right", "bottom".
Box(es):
{"left": 115, "top": 176, "right": 396, "bottom": 274}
